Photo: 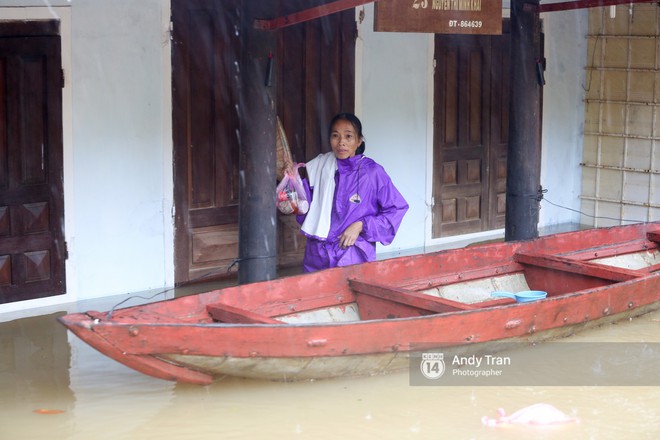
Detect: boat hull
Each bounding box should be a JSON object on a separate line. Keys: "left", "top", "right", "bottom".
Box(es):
{"left": 58, "top": 223, "right": 660, "bottom": 384}
{"left": 161, "top": 302, "right": 660, "bottom": 381}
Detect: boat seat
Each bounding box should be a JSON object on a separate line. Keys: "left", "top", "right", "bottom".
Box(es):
{"left": 513, "top": 251, "right": 642, "bottom": 281}
{"left": 206, "top": 303, "right": 283, "bottom": 324}
{"left": 646, "top": 263, "right": 660, "bottom": 273}
{"left": 396, "top": 262, "right": 523, "bottom": 291}
{"left": 349, "top": 279, "right": 475, "bottom": 313}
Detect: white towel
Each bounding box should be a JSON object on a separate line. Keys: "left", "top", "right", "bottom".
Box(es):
{"left": 301, "top": 152, "right": 337, "bottom": 240}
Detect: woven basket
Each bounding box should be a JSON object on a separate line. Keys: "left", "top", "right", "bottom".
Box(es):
{"left": 276, "top": 116, "right": 293, "bottom": 181}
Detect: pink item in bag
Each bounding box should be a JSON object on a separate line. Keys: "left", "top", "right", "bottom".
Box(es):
{"left": 276, "top": 164, "right": 308, "bottom": 215}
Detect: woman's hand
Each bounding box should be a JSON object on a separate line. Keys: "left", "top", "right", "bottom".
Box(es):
{"left": 339, "top": 221, "right": 363, "bottom": 249}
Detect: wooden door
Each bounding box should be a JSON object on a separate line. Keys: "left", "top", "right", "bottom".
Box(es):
{"left": 276, "top": 1, "right": 356, "bottom": 162}
{"left": 276, "top": 2, "right": 356, "bottom": 266}
{"left": 172, "top": 0, "right": 241, "bottom": 284}
{"left": 172, "top": 0, "right": 356, "bottom": 282}
{"left": 432, "top": 26, "right": 510, "bottom": 238}
{"left": 0, "top": 22, "right": 65, "bottom": 304}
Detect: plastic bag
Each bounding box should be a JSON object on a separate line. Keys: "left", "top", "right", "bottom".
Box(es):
{"left": 276, "top": 164, "right": 309, "bottom": 215}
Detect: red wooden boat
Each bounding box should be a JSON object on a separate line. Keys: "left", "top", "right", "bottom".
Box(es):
{"left": 59, "top": 223, "right": 660, "bottom": 385}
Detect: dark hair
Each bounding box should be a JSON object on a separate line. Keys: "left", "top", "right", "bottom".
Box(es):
{"left": 329, "top": 112, "right": 366, "bottom": 155}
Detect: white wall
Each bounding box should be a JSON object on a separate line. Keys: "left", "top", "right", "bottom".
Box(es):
{"left": 0, "top": 0, "right": 174, "bottom": 314}
{"left": 70, "top": 0, "right": 173, "bottom": 298}
{"left": 539, "top": 10, "right": 588, "bottom": 227}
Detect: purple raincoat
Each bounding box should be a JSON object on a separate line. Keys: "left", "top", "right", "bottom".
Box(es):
{"left": 297, "top": 153, "right": 408, "bottom": 272}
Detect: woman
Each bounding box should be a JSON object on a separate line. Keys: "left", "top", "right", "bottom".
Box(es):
{"left": 290, "top": 113, "right": 408, "bottom": 272}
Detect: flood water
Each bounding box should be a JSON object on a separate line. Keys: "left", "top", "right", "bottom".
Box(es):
{"left": 1, "top": 291, "right": 659, "bottom": 440}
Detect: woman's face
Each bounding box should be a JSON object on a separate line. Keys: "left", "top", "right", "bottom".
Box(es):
{"left": 330, "top": 119, "right": 361, "bottom": 160}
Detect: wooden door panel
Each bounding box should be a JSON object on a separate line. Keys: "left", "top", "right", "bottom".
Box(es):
{"left": 441, "top": 48, "right": 459, "bottom": 146}
{"left": 186, "top": 6, "right": 239, "bottom": 212}
{"left": 0, "top": 28, "right": 65, "bottom": 303}
{"left": 186, "top": 6, "right": 239, "bottom": 213}
{"left": 488, "top": 33, "right": 510, "bottom": 230}
{"left": 465, "top": 48, "right": 484, "bottom": 146}
{"left": 172, "top": 0, "right": 241, "bottom": 283}
{"left": 190, "top": 224, "right": 239, "bottom": 279}
{"left": 277, "top": 2, "right": 356, "bottom": 163}
{"left": 433, "top": 26, "right": 510, "bottom": 238}
{"left": 192, "top": 225, "right": 239, "bottom": 265}
{"left": 433, "top": 36, "right": 489, "bottom": 237}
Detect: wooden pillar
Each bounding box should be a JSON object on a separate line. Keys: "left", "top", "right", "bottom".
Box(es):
{"left": 505, "top": 0, "right": 543, "bottom": 242}
{"left": 238, "top": 0, "right": 277, "bottom": 284}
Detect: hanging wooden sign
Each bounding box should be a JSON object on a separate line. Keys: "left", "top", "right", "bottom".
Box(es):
{"left": 374, "top": 0, "right": 502, "bottom": 35}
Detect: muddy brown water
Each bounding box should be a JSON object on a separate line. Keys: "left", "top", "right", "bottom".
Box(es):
{"left": 1, "top": 292, "right": 659, "bottom": 440}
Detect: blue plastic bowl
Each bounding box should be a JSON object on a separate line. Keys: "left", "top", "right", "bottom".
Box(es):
{"left": 491, "top": 290, "right": 547, "bottom": 303}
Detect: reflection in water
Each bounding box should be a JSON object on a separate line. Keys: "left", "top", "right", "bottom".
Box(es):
{"left": 0, "top": 313, "right": 74, "bottom": 438}
{"left": 1, "top": 308, "right": 659, "bottom": 439}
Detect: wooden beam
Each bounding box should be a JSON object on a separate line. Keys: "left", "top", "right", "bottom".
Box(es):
{"left": 206, "top": 303, "right": 282, "bottom": 324}
{"left": 539, "top": 0, "right": 657, "bottom": 13}
{"left": 645, "top": 263, "right": 660, "bottom": 273}
{"left": 349, "top": 279, "right": 475, "bottom": 313}
{"left": 253, "top": 0, "right": 657, "bottom": 31}
{"left": 505, "top": 0, "right": 542, "bottom": 242}
{"left": 514, "top": 252, "right": 642, "bottom": 282}
{"left": 253, "top": 0, "right": 659, "bottom": 30}
{"left": 254, "top": 0, "right": 376, "bottom": 30}
{"left": 397, "top": 262, "right": 522, "bottom": 291}
{"left": 251, "top": 0, "right": 659, "bottom": 32}
{"left": 560, "top": 238, "right": 658, "bottom": 260}
{"left": 647, "top": 231, "right": 660, "bottom": 244}
{"left": 238, "top": 0, "right": 278, "bottom": 284}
